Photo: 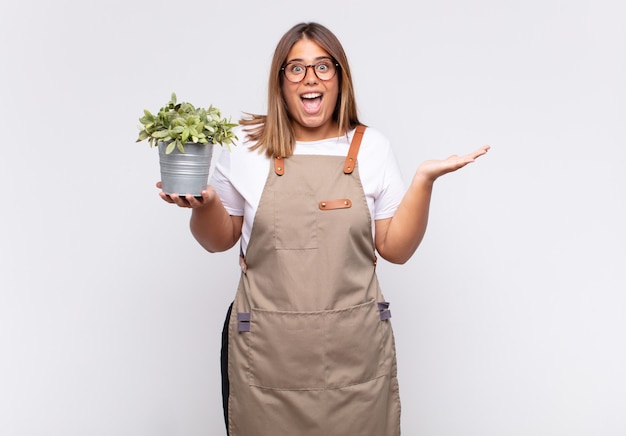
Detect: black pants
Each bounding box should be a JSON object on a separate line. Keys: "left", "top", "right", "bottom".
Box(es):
{"left": 221, "top": 303, "right": 233, "bottom": 435}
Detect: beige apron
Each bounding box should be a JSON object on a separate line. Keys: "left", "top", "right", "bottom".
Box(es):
{"left": 227, "top": 126, "right": 401, "bottom": 435}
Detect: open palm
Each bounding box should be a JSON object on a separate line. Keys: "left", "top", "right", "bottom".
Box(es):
{"left": 416, "top": 145, "right": 490, "bottom": 182}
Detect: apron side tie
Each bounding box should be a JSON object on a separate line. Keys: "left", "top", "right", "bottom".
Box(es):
{"left": 378, "top": 301, "right": 392, "bottom": 321}
{"left": 237, "top": 312, "right": 251, "bottom": 332}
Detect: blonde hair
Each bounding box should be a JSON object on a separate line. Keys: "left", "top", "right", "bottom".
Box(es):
{"left": 240, "top": 22, "right": 362, "bottom": 158}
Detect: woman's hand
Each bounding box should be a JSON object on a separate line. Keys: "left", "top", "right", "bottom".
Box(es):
{"left": 415, "top": 145, "right": 491, "bottom": 184}
{"left": 156, "top": 182, "right": 218, "bottom": 209}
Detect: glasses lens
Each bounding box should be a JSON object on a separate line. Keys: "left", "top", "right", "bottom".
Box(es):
{"left": 314, "top": 60, "right": 335, "bottom": 80}
{"left": 283, "top": 59, "right": 337, "bottom": 82}
{"left": 284, "top": 63, "right": 305, "bottom": 82}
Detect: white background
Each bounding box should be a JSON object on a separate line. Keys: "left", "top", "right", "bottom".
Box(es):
{"left": 1, "top": 0, "right": 625, "bottom": 435}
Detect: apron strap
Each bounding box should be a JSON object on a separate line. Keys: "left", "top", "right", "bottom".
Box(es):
{"left": 274, "top": 156, "right": 284, "bottom": 176}
{"left": 344, "top": 125, "right": 366, "bottom": 174}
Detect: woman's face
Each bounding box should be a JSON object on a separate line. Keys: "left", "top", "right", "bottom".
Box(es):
{"left": 281, "top": 38, "right": 340, "bottom": 141}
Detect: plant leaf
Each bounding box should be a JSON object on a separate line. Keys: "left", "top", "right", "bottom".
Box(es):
{"left": 165, "top": 141, "right": 176, "bottom": 154}
{"left": 136, "top": 130, "right": 149, "bottom": 142}
{"left": 152, "top": 130, "right": 171, "bottom": 139}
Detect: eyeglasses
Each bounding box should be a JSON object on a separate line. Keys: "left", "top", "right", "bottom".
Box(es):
{"left": 281, "top": 57, "right": 339, "bottom": 83}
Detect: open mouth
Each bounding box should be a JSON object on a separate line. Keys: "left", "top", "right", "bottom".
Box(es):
{"left": 301, "top": 92, "right": 323, "bottom": 114}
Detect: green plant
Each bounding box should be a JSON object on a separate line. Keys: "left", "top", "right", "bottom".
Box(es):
{"left": 136, "top": 93, "right": 238, "bottom": 154}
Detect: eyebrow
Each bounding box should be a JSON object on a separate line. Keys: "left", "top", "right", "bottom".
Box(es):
{"left": 285, "top": 55, "right": 332, "bottom": 64}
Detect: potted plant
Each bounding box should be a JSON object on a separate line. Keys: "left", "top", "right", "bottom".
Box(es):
{"left": 136, "top": 92, "right": 237, "bottom": 196}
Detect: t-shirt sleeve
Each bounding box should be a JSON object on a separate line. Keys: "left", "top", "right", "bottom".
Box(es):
{"left": 373, "top": 146, "right": 406, "bottom": 220}
{"left": 209, "top": 145, "right": 245, "bottom": 216}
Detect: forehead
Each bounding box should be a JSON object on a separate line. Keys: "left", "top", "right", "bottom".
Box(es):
{"left": 286, "top": 38, "right": 331, "bottom": 62}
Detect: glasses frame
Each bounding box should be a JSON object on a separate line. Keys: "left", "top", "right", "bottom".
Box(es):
{"left": 281, "top": 57, "right": 340, "bottom": 83}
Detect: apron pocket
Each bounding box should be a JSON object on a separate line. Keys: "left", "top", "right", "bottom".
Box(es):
{"left": 273, "top": 191, "right": 318, "bottom": 250}
{"left": 248, "top": 300, "right": 384, "bottom": 391}
{"left": 248, "top": 309, "right": 325, "bottom": 390}
{"left": 324, "top": 299, "right": 384, "bottom": 388}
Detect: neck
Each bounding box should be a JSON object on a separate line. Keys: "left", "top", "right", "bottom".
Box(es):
{"left": 293, "top": 122, "right": 342, "bottom": 142}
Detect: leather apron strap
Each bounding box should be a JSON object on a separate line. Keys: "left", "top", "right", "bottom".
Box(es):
{"left": 344, "top": 125, "right": 366, "bottom": 174}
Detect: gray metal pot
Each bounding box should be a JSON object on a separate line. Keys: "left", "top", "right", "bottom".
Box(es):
{"left": 158, "top": 141, "right": 214, "bottom": 197}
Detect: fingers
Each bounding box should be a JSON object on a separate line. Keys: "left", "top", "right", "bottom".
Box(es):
{"left": 460, "top": 145, "right": 490, "bottom": 163}
{"left": 445, "top": 146, "right": 488, "bottom": 171}
{"left": 440, "top": 146, "right": 489, "bottom": 165}
{"left": 164, "top": 193, "right": 196, "bottom": 208}
{"left": 158, "top": 191, "right": 178, "bottom": 205}
{"left": 157, "top": 184, "right": 215, "bottom": 209}
{"left": 184, "top": 194, "right": 206, "bottom": 208}
{"left": 471, "top": 145, "right": 490, "bottom": 159}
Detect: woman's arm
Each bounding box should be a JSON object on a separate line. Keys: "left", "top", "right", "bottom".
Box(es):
{"left": 375, "top": 145, "right": 490, "bottom": 264}
{"left": 157, "top": 183, "right": 243, "bottom": 253}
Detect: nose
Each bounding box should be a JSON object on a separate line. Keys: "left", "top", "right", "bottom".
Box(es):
{"left": 303, "top": 65, "right": 318, "bottom": 84}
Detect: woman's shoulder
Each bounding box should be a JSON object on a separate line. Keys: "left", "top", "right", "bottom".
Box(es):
{"left": 360, "top": 125, "right": 390, "bottom": 143}
{"left": 359, "top": 126, "right": 393, "bottom": 156}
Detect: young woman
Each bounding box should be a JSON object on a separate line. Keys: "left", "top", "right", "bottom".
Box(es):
{"left": 159, "top": 22, "right": 489, "bottom": 436}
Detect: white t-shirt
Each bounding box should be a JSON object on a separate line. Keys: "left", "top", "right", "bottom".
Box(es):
{"left": 210, "top": 125, "right": 406, "bottom": 255}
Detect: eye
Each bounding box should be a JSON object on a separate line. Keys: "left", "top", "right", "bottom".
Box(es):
{"left": 289, "top": 63, "right": 305, "bottom": 74}
{"left": 316, "top": 61, "right": 331, "bottom": 72}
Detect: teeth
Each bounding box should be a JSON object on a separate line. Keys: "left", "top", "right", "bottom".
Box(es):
{"left": 302, "top": 93, "right": 321, "bottom": 99}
